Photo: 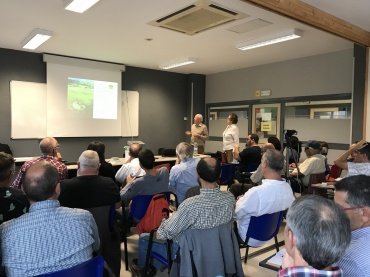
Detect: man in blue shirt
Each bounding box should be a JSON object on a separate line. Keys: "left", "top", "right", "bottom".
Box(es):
{"left": 334, "top": 175, "right": 370, "bottom": 276}
{"left": 0, "top": 161, "right": 100, "bottom": 277}
{"left": 169, "top": 142, "right": 199, "bottom": 203}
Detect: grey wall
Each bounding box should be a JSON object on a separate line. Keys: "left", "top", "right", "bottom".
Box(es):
{"left": 0, "top": 48, "right": 205, "bottom": 161}
{"left": 206, "top": 49, "right": 353, "bottom": 103}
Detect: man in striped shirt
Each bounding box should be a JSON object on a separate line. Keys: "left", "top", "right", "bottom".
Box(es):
{"left": 334, "top": 175, "right": 370, "bottom": 276}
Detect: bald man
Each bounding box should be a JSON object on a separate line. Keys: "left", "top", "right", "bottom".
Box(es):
{"left": 1, "top": 161, "right": 99, "bottom": 276}
{"left": 11, "top": 137, "right": 67, "bottom": 189}
{"left": 185, "top": 114, "right": 208, "bottom": 154}
{"left": 59, "top": 150, "right": 120, "bottom": 209}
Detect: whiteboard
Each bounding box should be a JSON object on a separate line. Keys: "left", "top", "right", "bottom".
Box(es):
{"left": 10, "top": 81, "right": 47, "bottom": 139}
{"left": 10, "top": 80, "right": 139, "bottom": 138}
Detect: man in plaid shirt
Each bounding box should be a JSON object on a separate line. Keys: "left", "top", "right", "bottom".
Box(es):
{"left": 11, "top": 137, "right": 67, "bottom": 189}
{"left": 279, "top": 195, "right": 351, "bottom": 277}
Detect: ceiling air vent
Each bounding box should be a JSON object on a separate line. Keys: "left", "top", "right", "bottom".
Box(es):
{"left": 148, "top": 1, "right": 248, "bottom": 35}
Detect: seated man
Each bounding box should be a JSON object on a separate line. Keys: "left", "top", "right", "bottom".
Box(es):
{"left": 59, "top": 150, "right": 120, "bottom": 209}
{"left": 115, "top": 143, "right": 145, "bottom": 185}
{"left": 334, "top": 139, "right": 370, "bottom": 176}
{"left": 0, "top": 152, "right": 29, "bottom": 225}
{"left": 290, "top": 140, "right": 326, "bottom": 187}
{"left": 235, "top": 149, "right": 295, "bottom": 246}
{"left": 169, "top": 142, "right": 199, "bottom": 204}
{"left": 11, "top": 137, "right": 67, "bottom": 189}
{"left": 58, "top": 150, "right": 121, "bottom": 276}
{"left": 229, "top": 143, "right": 275, "bottom": 199}
{"left": 280, "top": 195, "right": 351, "bottom": 276}
{"left": 120, "top": 149, "right": 169, "bottom": 207}
{"left": 233, "top": 133, "right": 262, "bottom": 173}
{"left": 334, "top": 175, "right": 370, "bottom": 276}
{"left": 132, "top": 158, "right": 235, "bottom": 271}
{"left": 158, "top": 157, "right": 235, "bottom": 240}
{"left": 0, "top": 161, "right": 99, "bottom": 276}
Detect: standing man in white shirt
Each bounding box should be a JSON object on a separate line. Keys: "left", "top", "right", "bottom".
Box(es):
{"left": 185, "top": 114, "right": 208, "bottom": 154}
{"left": 222, "top": 113, "right": 239, "bottom": 163}
{"left": 235, "top": 149, "right": 295, "bottom": 246}
{"left": 115, "top": 143, "right": 145, "bottom": 186}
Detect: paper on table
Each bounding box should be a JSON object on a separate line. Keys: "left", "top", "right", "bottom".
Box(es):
{"left": 267, "top": 248, "right": 286, "bottom": 266}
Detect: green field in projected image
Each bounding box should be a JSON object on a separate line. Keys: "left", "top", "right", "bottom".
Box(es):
{"left": 67, "top": 78, "right": 93, "bottom": 115}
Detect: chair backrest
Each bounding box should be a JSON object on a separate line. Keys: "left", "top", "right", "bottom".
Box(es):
{"left": 130, "top": 192, "right": 175, "bottom": 221}
{"left": 85, "top": 206, "right": 121, "bottom": 277}
{"left": 245, "top": 211, "right": 283, "bottom": 242}
{"left": 327, "top": 164, "right": 342, "bottom": 179}
{"left": 37, "top": 256, "right": 104, "bottom": 277}
{"left": 154, "top": 163, "right": 171, "bottom": 172}
{"left": 309, "top": 172, "right": 326, "bottom": 185}
{"left": 304, "top": 172, "right": 326, "bottom": 195}
{"left": 219, "top": 163, "right": 237, "bottom": 184}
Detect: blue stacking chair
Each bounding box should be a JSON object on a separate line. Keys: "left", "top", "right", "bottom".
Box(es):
{"left": 37, "top": 256, "right": 104, "bottom": 277}
{"left": 122, "top": 192, "right": 178, "bottom": 271}
{"left": 239, "top": 211, "right": 284, "bottom": 264}
{"left": 219, "top": 163, "right": 237, "bottom": 187}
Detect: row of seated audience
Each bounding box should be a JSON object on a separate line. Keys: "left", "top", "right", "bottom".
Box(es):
{"left": 0, "top": 135, "right": 369, "bottom": 276}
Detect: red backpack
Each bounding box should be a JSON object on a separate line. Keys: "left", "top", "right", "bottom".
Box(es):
{"left": 136, "top": 194, "right": 169, "bottom": 235}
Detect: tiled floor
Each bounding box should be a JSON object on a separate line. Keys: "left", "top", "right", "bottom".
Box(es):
{"left": 119, "top": 224, "right": 285, "bottom": 277}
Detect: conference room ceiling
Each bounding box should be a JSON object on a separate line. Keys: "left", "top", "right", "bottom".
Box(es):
{"left": 0, "top": 0, "right": 366, "bottom": 75}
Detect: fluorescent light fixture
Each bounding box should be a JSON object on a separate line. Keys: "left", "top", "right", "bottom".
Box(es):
{"left": 236, "top": 29, "right": 303, "bottom": 51}
{"left": 159, "top": 58, "right": 196, "bottom": 70}
{"left": 21, "top": 29, "right": 53, "bottom": 50}
{"left": 64, "top": 0, "right": 100, "bottom": 13}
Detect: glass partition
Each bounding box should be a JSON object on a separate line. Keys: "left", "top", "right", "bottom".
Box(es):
{"left": 284, "top": 99, "right": 351, "bottom": 143}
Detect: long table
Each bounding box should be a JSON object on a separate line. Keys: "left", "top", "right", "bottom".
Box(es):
{"left": 65, "top": 154, "right": 210, "bottom": 170}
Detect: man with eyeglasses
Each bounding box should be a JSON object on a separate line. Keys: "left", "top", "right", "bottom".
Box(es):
{"left": 11, "top": 137, "right": 67, "bottom": 189}
{"left": 334, "top": 175, "right": 370, "bottom": 276}
{"left": 280, "top": 195, "right": 351, "bottom": 276}
{"left": 334, "top": 139, "right": 370, "bottom": 176}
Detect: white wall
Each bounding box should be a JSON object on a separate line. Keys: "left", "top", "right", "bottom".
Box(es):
{"left": 206, "top": 49, "right": 352, "bottom": 103}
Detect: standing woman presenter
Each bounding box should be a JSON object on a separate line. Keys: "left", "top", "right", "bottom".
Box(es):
{"left": 222, "top": 113, "right": 239, "bottom": 163}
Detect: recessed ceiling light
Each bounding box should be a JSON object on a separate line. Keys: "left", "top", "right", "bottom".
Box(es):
{"left": 159, "top": 58, "right": 196, "bottom": 70}
{"left": 21, "top": 29, "right": 53, "bottom": 50}
{"left": 236, "top": 29, "right": 303, "bottom": 51}
{"left": 64, "top": 0, "right": 100, "bottom": 13}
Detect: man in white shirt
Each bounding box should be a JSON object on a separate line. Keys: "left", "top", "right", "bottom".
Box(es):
{"left": 115, "top": 143, "right": 145, "bottom": 185}
{"left": 290, "top": 140, "right": 326, "bottom": 186}
{"left": 235, "top": 149, "right": 295, "bottom": 246}
{"left": 334, "top": 139, "right": 370, "bottom": 177}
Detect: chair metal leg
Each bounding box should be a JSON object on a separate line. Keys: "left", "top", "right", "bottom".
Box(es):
{"left": 144, "top": 231, "right": 155, "bottom": 277}
{"left": 121, "top": 204, "right": 130, "bottom": 271}
{"left": 274, "top": 235, "right": 279, "bottom": 252}
{"left": 123, "top": 235, "right": 128, "bottom": 271}
{"left": 244, "top": 246, "right": 249, "bottom": 264}
{"left": 167, "top": 239, "right": 172, "bottom": 273}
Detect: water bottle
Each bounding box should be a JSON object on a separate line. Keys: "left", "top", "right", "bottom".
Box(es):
{"left": 124, "top": 146, "right": 130, "bottom": 161}
{"left": 193, "top": 142, "right": 198, "bottom": 155}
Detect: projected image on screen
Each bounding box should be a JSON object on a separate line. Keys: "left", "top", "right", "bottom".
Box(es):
{"left": 67, "top": 78, "right": 93, "bottom": 115}
{"left": 67, "top": 77, "right": 118, "bottom": 120}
